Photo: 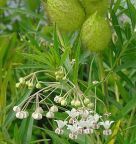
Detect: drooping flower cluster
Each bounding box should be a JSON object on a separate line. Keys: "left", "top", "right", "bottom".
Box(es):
{"left": 13, "top": 104, "right": 59, "bottom": 120}
{"left": 55, "top": 108, "right": 114, "bottom": 139}
{"left": 13, "top": 65, "right": 114, "bottom": 140}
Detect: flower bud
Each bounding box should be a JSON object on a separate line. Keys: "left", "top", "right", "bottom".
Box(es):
{"left": 32, "top": 112, "right": 42, "bottom": 120}
{"left": 19, "top": 77, "right": 25, "bottom": 84}
{"left": 50, "top": 105, "right": 58, "bottom": 112}
{"left": 16, "top": 83, "right": 20, "bottom": 88}
{"left": 46, "top": 111, "right": 54, "bottom": 118}
{"left": 103, "top": 129, "right": 112, "bottom": 135}
{"left": 74, "top": 99, "right": 81, "bottom": 107}
{"left": 13, "top": 106, "right": 21, "bottom": 112}
{"left": 54, "top": 96, "right": 60, "bottom": 103}
{"left": 55, "top": 128, "right": 63, "bottom": 135}
{"left": 22, "top": 111, "right": 29, "bottom": 118}
{"left": 87, "top": 103, "right": 94, "bottom": 108}
{"left": 84, "top": 98, "right": 90, "bottom": 105}
{"left": 61, "top": 99, "right": 67, "bottom": 106}
{"left": 36, "top": 83, "right": 41, "bottom": 89}
{"left": 69, "top": 133, "right": 77, "bottom": 140}
{"left": 28, "top": 82, "right": 33, "bottom": 89}
{"left": 16, "top": 111, "right": 24, "bottom": 119}
{"left": 71, "top": 99, "right": 76, "bottom": 106}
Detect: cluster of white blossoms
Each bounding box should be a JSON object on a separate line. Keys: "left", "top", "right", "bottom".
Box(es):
{"left": 13, "top": 65, "right": 114, "bottom": 140}
{"left": 55, "top": 108, "right": 114, "bottom": 139}
{"left": 13, "top": 104, "right": 58, "bottom": 120}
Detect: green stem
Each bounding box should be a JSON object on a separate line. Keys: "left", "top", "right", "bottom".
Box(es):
{"left": 97, "top": 53, "right": 109, "bottom": 106}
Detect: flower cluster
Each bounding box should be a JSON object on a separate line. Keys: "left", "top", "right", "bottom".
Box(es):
{"left": 55, "top": 67, "right": 66, "bottom": 80}
{"left": 13, "top": 66, "right": 114, "bottom": 140}
{"left": 13, "top": 104, "right": 58, "bottom": 120}
{"left": 16, "top": 75, "right": 42, "bottom": 89}
{"left": 55, "top": 108, "right": 114, "bottom": 139}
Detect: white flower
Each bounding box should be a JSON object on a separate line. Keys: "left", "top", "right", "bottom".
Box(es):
{"left": 50, "top": 105, "right": 58, "bottom": 112}
{"left": 54, "top": 96, "right": 60, "bottom": 103}
{"left": 103, "top": 129, "right": 112, "bottom": 135}
{"left": 69, "top": 133, "right": 78, "bottom": 140}
{"left": 60, "top": 99, "right": 67, "bottom": 106}
{"left": 99, "top": 120, "right": 114, "bottom": 130}
{"left": 67, "top": 124, "right": 79, "bottom": 133}
{"left": 16, "top": 111, "right": 24, "bottom": 119}
{"left": 55, "top": 120, "right": 67, "bottom": 129}
{"left": 46, "top": 111, "right": 54, "bottom": 118}
{"left": 87, "top": 114, "right": 101, "bottom": 129}
{"left": 83, "top": 128, "right": 93, "bottom": 134}
{"left": 84, "top": 119, "right": 94, "bottom": 128}
{"left": 88, "top": 113, "right": 101, "bottom": 123}
{"left": 32, "top": 112, "right": 42, "bottom": 120}
{"left": 55, "top": 128, "right": 64, "bottom": 135}
{"left": 22, "top": 111, "right": 29, "bottom": 118}
{"left": 79, "top": 109, "right": 89, "bottom": 119}
{"left": 66, "top": 108, "right": 79, "bottom": 118}
{"left": 77, "top": 120, "right": 87, "bottom": 128}
{"left": 69, "top": 118, "right": 77, "bottom": 124}
{"left": 13, "top": 106, "right": 21, "bottom": 112}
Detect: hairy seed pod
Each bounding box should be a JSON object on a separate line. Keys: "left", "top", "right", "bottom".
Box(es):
{"left": 80, "top": 0, "right": 109, "bottom": 18}
{"left": 81, "top": 13, "right": 111, "bottom": 52}
{"left": 47, "top": 0, "right": 85, "bottom": 32}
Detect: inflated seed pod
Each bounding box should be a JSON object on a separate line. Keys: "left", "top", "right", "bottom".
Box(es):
{"left": 80, "top": 0, "right": 109, "bottom": 17}
{"left": 81, "top": 13, "right": 111, "bottom": 52}
{"left": 46, "top": 0, "right": 85, "bottom": 32}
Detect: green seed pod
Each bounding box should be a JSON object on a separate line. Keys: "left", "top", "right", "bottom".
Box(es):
{"left": 81, "top": 13, "right": 111, "bottom": 52}
{"left": 47, "top": 0, "right": 85, "bottom": 32}
{"left": 80, "top": 0, "right": 109, "bottom": 18}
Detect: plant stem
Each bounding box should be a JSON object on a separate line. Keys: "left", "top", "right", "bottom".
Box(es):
{"left": 96, "top": 53, "right": 109, "bottom": 106}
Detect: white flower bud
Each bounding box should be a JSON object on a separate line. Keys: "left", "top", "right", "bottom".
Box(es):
{"left": 28, "top": 82, "right": 33, "bottom": 89}
{"left": 58, "top": 70, "right": 64, "bottom": 75}
{"left": 13, "top": 106, "right": 21, "bottom": 112}
{"left": 69, "top": 133, "right": 77, "bottom": 140}
{"left": 16, "top": 111, "right": 24, "bottom": 119}
{"left": 50, "top": 105, "right": 58, "bottom": 112}
{"left": 55, "top": 128, "right": 63, "bottom": 135}
{"left": 16, "top": 83, "right": 20, "bottom": 88}
{"left": 80, "top": 110, "right": 89, "bottom": 119}
{"left": 61, "top": 99, "right": 67, "bottom": 106}
{"left": 46, "top": 111, "right": 54, "bottom": 118}
{"left": 54, "top": 96, "right": 60, "bottom": 103}
{"left": 83, "top": 128, "right": 93, "bottom": 134}
{"left": 55, "top": 71, "right": 58, "bottom": 75}
{"left": 56, "top": 75, "right": 60, "bottom": 80}
{"left": 32, "top": 112, "right": 42, "bottom": 120}
{"left": 103, "top": 129, "right": 112, "bottom": 135}
{"left": 22, "top": 111, "right": 29, "bottom": 118}
{"left": 62, "top": 76, "right": 66, "bottom": 80}
{"left": 84, "top": 98, "right": 90, "bottom": 105}
{"left": 19, "top": 77, "right": 25, "bottom": 84}
{"left": 36, "top": 83, "right": 41, "bottom": 89}
{"left": 74, "top": 100, "right": 81, "bottom": 107}
{"left": 25, "top": 81, "right": 30, "bottom": 85}
{"left": 87, "top": 103, "right": 94, "bottom": 108}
